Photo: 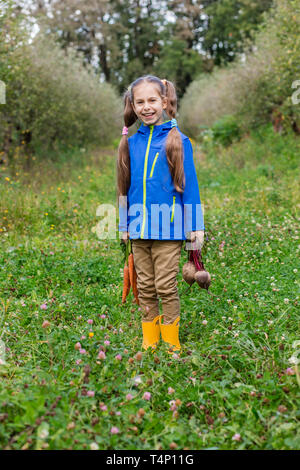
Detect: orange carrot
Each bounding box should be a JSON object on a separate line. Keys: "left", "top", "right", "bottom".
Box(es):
{"left": 132, "top": 263, "right": 139, "bottom": 305}
{"left": 122, "top": 262, "right": 131, "bottom": 303}
{"left": 128, "top": 253, "right": 134, "bottom": 286}
{"left": 128, "top": 253, "right": 139, "bottom": 305}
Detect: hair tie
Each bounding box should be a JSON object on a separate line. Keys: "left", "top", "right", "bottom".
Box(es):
{"left": 122, "top": 126, "right": 128, "bottom": 135}
{"left": 161, "top": 79, "right": 167, "bottom": 86}
{"left": 171, "top": 118, "right": 177, "bottom": 128}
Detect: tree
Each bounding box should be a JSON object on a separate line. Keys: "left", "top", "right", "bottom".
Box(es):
{"left": 26, "top": 0, "right": 274, "bottom": 96}
{"left": 110, "top": 0, "right": 166, "bottom": 90}
{"left": 202, "top": 0, "right": 274, "bottom": 65}
{"left": 154, "top": 38, "right": 207, "bottom": 98}
{"left": 29, "top": 0, "right": 167, "bottom": 92}
{"left": 0, "top": 0, "right": 30, "bottom": 164}
{"left": 154, "top": 1, "right": 213, "bottom": 96}
{"left": 30, "top": 0, "right": 117, "bottom": 81}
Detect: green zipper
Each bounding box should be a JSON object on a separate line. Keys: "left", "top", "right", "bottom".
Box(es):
{"left": 141, "top": 125, "right": 154, "bottom": 239}
{"left": 149, "top": 152, "right": 159, "bottom": 178}
{"left": 170, "top": 196, "right": 176, "bottom": 222}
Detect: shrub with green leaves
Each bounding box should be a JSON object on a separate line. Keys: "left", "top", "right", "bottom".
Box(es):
{"left": 211, "top": 115, "right": 242, "bottom": 147}
{"left": 178, "top": 0, "right": 300, "bottom": 139}
{"left": 0, "top": 7, "right": 122, "bottom": 159}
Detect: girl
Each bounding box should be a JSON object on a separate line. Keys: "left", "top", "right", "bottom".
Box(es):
{"left": 117, "top": 75, "right": 205, "bottom": 353}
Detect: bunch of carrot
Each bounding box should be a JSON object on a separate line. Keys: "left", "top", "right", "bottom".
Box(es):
{"left": 121, "top": 240, "right": 139, "bottom": 305}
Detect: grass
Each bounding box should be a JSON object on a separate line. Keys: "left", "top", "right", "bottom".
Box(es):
{"left": 0, "top": 124, "right": 299, "bottom": 450}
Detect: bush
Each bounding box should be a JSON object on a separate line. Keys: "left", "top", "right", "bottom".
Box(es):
{"left": 178, "top": 0, "right": 300, "bottom": 139}
{"left": 0, "top": 10, "right": 122, "bottom": 161}
{"left": 211, "top": 115, "right": 242, "bottom": 147}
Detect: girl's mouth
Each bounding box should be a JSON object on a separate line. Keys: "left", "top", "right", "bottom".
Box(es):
{"left": 143, "top": 113, "right": 155, "bottom": 119}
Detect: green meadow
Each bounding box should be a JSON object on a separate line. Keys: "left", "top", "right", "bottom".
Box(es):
{"left": 0, "top": 124, "right": 299, "bottom": 450}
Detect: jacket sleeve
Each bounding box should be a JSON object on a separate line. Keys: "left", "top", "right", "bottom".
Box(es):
{"left": 181, "top": 137, "right": 205, "bottom": 234}
{"left": 118, "top": 195, "right": 129, "bottom": 232}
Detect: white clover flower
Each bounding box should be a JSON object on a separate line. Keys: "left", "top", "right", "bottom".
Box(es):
{"left": 39, "top": 429, "right": 49, "bottom": 439}
{"left": 288, "top": 355, "right": 300, "bottom": 365}
{"left": 90, "top": 442, "right": 99, "bottom": 450}
{"left": 133, "top": 375, "right": 142, "bottom": 386}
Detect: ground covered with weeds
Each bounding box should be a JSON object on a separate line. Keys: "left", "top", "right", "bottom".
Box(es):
{"left": 0, "top": 125, "right": 299, "bottom": 450}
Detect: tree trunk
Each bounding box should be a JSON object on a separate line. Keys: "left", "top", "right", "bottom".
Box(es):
{"left": 99, "top": 43, "right": 110, "bottom": 81}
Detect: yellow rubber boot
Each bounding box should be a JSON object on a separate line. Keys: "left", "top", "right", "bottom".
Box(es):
{"left": 159, "top": 316, "right": 181, "bottom": 353}
{"left": 142, "top": 315, "right": 161, "bottom": 350}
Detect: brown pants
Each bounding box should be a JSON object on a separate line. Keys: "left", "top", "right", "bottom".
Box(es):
{"left": 131, "top": 239, "right": 183, "bottom": 324}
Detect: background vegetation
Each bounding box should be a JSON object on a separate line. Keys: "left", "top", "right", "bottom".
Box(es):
{"left": 29, "top": 0, "right": 274, "bottom": 95}
{"left": 0, "top": 0, "right": 299, "bottom": 451}
{"left": 0, "top": 1, "right": 121, "bottom": 165}
{"left": 179, "top": 0, "right": 300, "bottom": 139}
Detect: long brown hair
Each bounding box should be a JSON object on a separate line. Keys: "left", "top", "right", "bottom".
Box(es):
{"left": 117, "top": 75, "right": 185, "bottom": 200}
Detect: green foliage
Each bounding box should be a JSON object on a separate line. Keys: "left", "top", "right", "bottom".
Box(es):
{"left": 203, "top": 0, "right": 273, "bottom": 66}
{"left": 123, "top": 58, "right": 146, "bottom": 87}
{"left": 179, "top": 0, "right": 300, "bottom": 138}
{"left": 29, "top": 1, "right": 272, "bottom": 96}
{"left": 0, "top": 9, "right": 122, "bottom": 161}
{"left": 261, "top": 0, "right": 300, "bottom": 132}
{"left": 210, "top": 115, "right": 242, "bottom": 146}
{"left": 0, "top": 128, "right": 299, "bottom": 449}
{"left": 154, "top": 38, "right": 205, "bottom": 98}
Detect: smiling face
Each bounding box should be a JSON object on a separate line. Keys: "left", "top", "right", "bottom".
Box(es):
{"left": 132, "top": 82, "right": 168, "bottom": 126}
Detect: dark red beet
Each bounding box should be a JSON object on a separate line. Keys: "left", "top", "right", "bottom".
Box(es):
{"left": 182, "top": 261, "right": 196, "bottom": 286}
{"left": 194, "top": 270, "right": 211, "bottom": 290}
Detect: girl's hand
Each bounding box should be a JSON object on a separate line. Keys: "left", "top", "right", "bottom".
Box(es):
{"left": 190, "top": 230, "right": 204, "bottom": 250}
{"left": 121, "top": 231, "right": 129, "bottom": 244}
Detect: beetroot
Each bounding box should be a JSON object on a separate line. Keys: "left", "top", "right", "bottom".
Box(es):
{"left": 194, "top": 270, "right": 211, "bottom": 290}
{"left": 182, "top": 261, "right": 197, "bottom": 286}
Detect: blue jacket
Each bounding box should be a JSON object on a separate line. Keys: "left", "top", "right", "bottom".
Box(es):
{"left": 118, "top": 120, "right": 205, "bottom": 240}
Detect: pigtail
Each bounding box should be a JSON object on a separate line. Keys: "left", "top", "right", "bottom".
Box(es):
{"left": 117, "top": 91, "right": 138, "bottom": 200}
{"left": 163, "top": 80, "right": 185, "bottom": 194}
